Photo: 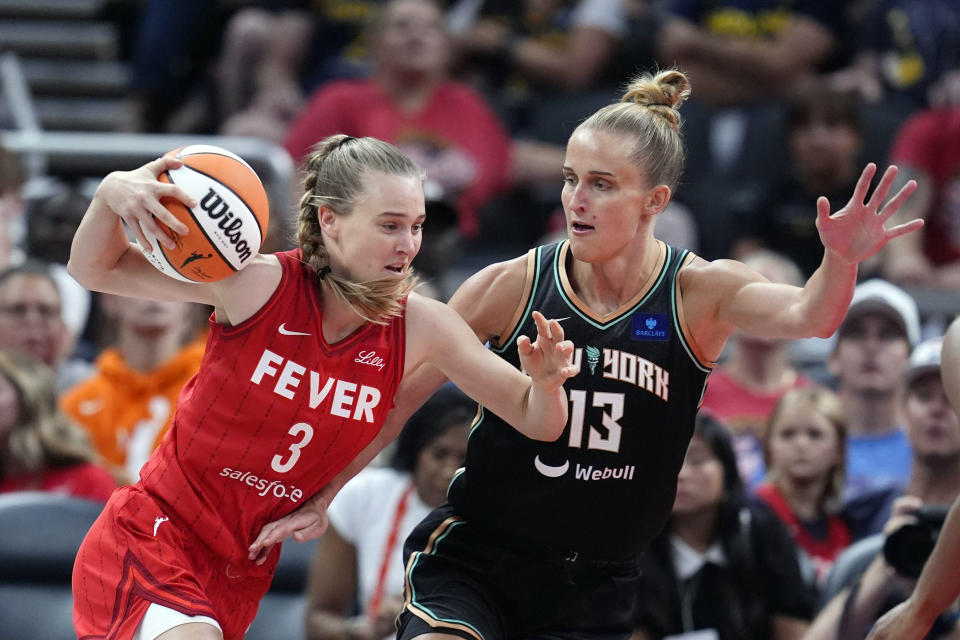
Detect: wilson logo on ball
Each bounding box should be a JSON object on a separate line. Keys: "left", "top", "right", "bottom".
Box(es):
{"left": 141, "top": 144, "right": 270, "bottom": 283}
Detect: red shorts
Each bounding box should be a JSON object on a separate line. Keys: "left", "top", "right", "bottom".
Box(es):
{"left": 72, "top": 485, "right": 277, "bottom": 640}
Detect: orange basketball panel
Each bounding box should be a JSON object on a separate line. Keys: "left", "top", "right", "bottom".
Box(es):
{"left": 156, "top": 198, "right": 237, "bottom": 282}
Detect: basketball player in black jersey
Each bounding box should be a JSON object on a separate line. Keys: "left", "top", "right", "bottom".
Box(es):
{"left": 249, "top": 68, "right": 922, "bottom": 640}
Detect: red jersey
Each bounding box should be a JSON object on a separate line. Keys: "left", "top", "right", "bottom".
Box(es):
{"left": 140, "top": 250, "right": 406, "bottom": 568}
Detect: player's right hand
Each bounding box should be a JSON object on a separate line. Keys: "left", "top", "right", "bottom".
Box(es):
{"left": 247, "top": 490, "right": 330, "bottom": 564}
{"left": 95, "top": 156, "right": 193, "bottom": 251}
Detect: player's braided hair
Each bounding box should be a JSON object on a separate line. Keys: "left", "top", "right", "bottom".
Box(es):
{"left": 296, "top": 135, "right": 421, "bottom": 325}
{"left": 578, "top": 68, "right": 691, "bottom": 190}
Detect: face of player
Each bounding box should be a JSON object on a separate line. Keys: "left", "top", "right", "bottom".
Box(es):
{"left": 413, "top": 421, "right": 469, "bottom": 508}
{"left": 673, "top": 435, "right": 725, "bottom": 516}
{"left": 0, "top": 274, "right": 66, "bottom": 368}
{"left": 561, "top": 128, "right": 661, "bottom": 263}
{"left": 321, "top": 172, "right": 425, "bottom": 282}
{"left": 905, "top": 373, "right": 960, "bottom": 460}
{"left": 0, "top": 372, "right": 18, "bottom": 447}
{"left": 767, "top": 404, "right": 841, "bottom": 484}
{"left": 375, "top": 0, "right": 450, "bottom": 77}
{"left": 830, "top": 313, "right": 911, "bottom": 397}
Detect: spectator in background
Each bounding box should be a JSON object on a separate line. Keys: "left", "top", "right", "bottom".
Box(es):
{"left": 446, "top": 0, "right": 628, "bottom": 123}
{"left": 881, "top": 108, "right": 960, "bottom": 290}
{"left": 216, "top": 0, "right": 392, "bottom": 139}
{"left": 0, "top": 147, "right": 91, "bottom": 353}
{"left": 805, "top": 333, "right": 960, "bottom": 639}
{"left": 830, "top": 279, "right": 918, "bottom": 502}
{"left": 304, "top": 386, "right": 472, "bottom": 640}
{"left": 282, "top": 0, "right": 513, "bottom": 243}
{"left": 0, "top": 262, "right": 92, "bottom": 391}
{"left": 654, "top": 0, "right": 845, "bottom": 260}
{"left": 736, "top": 87, "right": 866, "bottom": 279}
{"left": 844, "top": 335, "right": 960, "bottom": 541}
{"left": 631, "top": 412, "right": 813, "bottom": 640}
{"left": 756, "top": 386, "right": 850, "bottom": 595}
{"left": 60, "top": 295, "right": 207, "bottom": 484}
{"left": 700, "top": 249, "right": 816, "bottom": 488}
{"left": 0, "top": 349, "right": 115, "bottom": 502}
{"left": 829, "top": 0, "right": 960, "bottom": 113}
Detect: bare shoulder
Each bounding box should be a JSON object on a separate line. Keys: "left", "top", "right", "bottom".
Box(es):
{"left": 679, "top": 255, "right": 765, "bottom": 299}
{"left": 448, "top": 254, "right": 530, "bottom": 342}
{"left": 210, "top": 253, "right": 283, "bottom": 325}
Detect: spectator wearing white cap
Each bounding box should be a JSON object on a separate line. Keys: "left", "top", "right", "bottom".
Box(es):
{"left": 804, "top": 331, "right": 960, "bottom": 639}
{"left": 829, "top": 279, "right": 920, "bottom": 503}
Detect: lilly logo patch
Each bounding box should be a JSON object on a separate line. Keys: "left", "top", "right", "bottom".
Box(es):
{"left": 632, "top": 313, "right": 669, "bottom": 341}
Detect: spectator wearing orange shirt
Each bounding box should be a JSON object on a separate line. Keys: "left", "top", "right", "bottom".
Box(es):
{"left": 60, "top": 295, "right": 206, "bottom": 483}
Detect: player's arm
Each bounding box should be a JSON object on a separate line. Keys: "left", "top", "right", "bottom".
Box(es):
{"left": 683, "top": 164, "right": 921, "bottom": 356}
{"left": 867, "top": 319, "right": 960, "bottom": 639}
{"left": 68, "top": 156, "right": 280, "bottom": 324}
{"left": 406, "top": 294, "right": 577, "bottom": 442}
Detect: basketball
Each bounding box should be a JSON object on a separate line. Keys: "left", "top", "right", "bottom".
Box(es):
{"left": 139, "top": 145, "right": 270, "bottom": 283}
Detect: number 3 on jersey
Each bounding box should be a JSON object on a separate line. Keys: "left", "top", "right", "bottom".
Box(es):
{"left": 271, "top": 422, "right": 314, "bottom": 473}
{"left": 568, "top": 390, "right": 624, "bottom": 453}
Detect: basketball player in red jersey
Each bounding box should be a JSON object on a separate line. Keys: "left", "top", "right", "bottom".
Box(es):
{"left": 68, "top": 135, "right": 578, "bottom": 640}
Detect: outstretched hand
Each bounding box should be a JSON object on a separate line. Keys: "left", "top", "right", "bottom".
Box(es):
{"left": 96, "top": 156, "right": 194, "bottom": 252}
{"left": 517, "top": 311, "right": 579, "bottom": 391}
{"left": 247, "top": 491, "right": 331, "bottom": 565}
{"left": 817, "top": 163, "right": 922, "bottom": 264}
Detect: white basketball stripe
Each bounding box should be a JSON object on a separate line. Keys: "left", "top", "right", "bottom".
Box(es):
{"left": 167, "top": 165, "right": 263, "bottom": 271}
{"left": 177, "top": 144, "right": 258, "bottom": 178}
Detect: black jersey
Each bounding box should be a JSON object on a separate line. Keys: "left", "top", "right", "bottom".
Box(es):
{"left": 448, "top": 240, "right": 713, "bottom": 560}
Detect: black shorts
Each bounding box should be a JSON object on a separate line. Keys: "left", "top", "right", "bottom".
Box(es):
{"left": 397, "top": 504, "right": 640, "bottom": 640}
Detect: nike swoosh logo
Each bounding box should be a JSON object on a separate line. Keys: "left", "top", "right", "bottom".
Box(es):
{"left": 534, "top": 455, "right": 569, "bottom": 478}
{"left": 278, "top": 323, "right": 311, "bottom": 336}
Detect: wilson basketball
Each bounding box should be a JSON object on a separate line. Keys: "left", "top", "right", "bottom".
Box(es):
{"left": 139, "top": 145, "right": 270, "bottom": 283}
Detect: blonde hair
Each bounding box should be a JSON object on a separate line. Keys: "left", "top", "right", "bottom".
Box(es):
{"left": 764, "top": 386, "right": 848, "bottom": 513}
{"left": 296, "top": 135, "right": 422, "bottom": 324}
{"left": 576, "top": 68, "right": 691, "bottom": 190}
{"left": 0, "top": 349, "right": 99, "bottom": 478}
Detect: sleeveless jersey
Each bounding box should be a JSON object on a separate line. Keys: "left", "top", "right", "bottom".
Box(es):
{"left": 140, "top": 250, "right": 406, "bottom": 568}
{"left": 448, "top": 241, "right": 712, "bottom": 559}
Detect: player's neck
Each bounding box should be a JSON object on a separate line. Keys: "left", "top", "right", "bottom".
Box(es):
{"left": 319, "top": 284, "right": 368, "bottom": 344}
{"left": 568, "top": 238, "right": 663, "bottom": 315}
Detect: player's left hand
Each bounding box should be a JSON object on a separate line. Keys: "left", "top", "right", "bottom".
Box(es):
{"left": 247, "top": 490, "right": 331, "bottom": 564}
{"left": 865, "top": 598, "right": 931, "bottom": 640}
{"left": 817, "top": 163, "right": 923, "bottom": 265}
{"left": 517, "top": 311, "right": 579, "bottom": 391}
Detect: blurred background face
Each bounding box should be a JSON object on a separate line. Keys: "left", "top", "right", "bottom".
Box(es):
{"left": 767, "top": 403, "right": 841, "bottom": 483}
{"left": 831, "top": 313, "right": 911, "bottom": 396}
{"left": 413, "top": 421, "right": 469, "bottom": 507}
{"left": 102, "top": 295, "right": 194, "bottom": 338}
{"left": 375, "top": 0, "right": 450, "bottom": 77}
{"left": 905, "top": 373, "right": 960, "bottom": 461}
{"left": 673, "top": 435, "right": 725, "bottom": 515}
{"left": 789, "top": 111, "right": 861, "bottom": 190}
{"left": 0, "top": 273, "right": 65, "bottom": 367}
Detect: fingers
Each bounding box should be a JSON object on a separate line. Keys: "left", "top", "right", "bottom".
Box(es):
{"left": 531, "top": 310, "right": 552, "bottom": 341}
{"left": 852, "top": 162, "right": 878, "bottom": 205}
{"left": 815, "top": 196, "right": 831, "bottom": 223}
{"left": 867, "top": 165, "right": 899, "bottom": 210}
{"left": 885, "top": 218, "right": 925, "bottom": 240}
{"left": 878, "top": 179, "right": 918, "bottom": 221}
{"left": 146, "top": 155, "right": 184, "bottom": 175}
{"left": 129, "top": 220, "right": 154, "bottom": 252}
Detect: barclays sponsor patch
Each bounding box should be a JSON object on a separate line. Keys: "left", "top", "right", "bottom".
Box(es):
{"left": 632, "top": 313, "right": 669, "bottom": 341}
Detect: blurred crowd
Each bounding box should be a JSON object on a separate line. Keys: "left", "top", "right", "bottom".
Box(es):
{"left": 3, "top": 0, "right": 960, "bottom": 638}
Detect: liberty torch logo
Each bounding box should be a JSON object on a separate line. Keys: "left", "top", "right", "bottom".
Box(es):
{"left": 585, "top": 346, "right": 600, "bottom": 375}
